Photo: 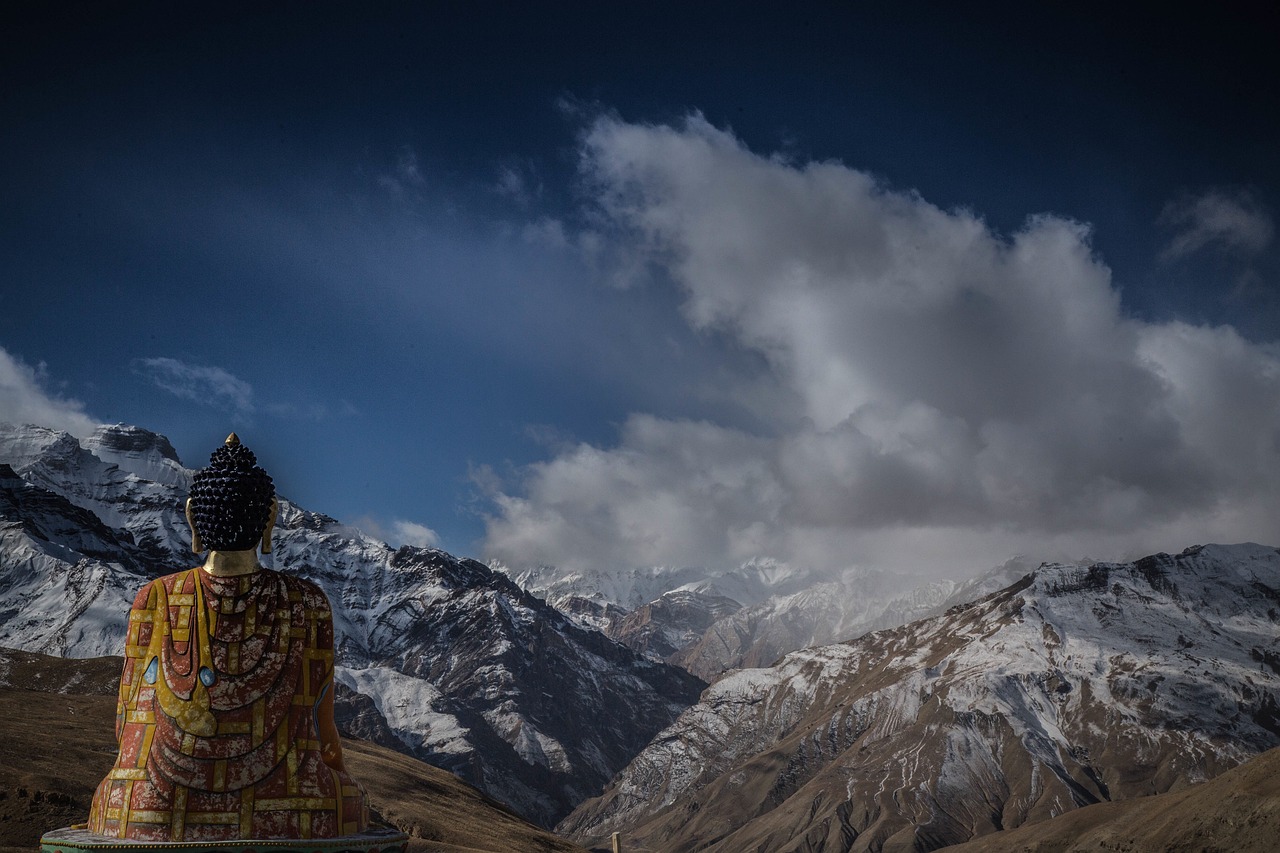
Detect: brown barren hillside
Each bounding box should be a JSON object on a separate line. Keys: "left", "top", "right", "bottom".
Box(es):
{"left": 0, "top": 649, "right": 583, "bottom": 853}
{"left": 938, "top": 745, "right": 1280, "bottom": 853}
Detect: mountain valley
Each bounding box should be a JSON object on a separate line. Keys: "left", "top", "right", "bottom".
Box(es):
{"left": 3, "top": 420, "right": 1278, "bottom": 851}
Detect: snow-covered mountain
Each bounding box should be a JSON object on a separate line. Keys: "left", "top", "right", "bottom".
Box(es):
{"left": 502, "top": 557, "right": 958, "bottom": 683}
{"left": 560, "top": 543, "right": 1280, "bottom": 851}
{"left": 0, "top": 421, "right": 704, "bottom": 828}
{"left": 669, "top": 573, "right": 956, "bottom": 681}
{"left": 608, "top": 589, "right": 744, "bottom": 662}
{"left": 495, "top": 557, "right": 817, "bottom": 613}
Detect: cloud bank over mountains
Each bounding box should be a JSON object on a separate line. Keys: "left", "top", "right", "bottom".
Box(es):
{"left": 481, "top": 114, "right": 1280, "bottom": 578}
{"left": 0, "top": 347, "right": 98, "bottom": 437}
{"left": 3, "top": 111, "right": 1276, "bottom": 583}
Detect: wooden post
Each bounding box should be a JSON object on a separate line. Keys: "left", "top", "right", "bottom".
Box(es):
{"left": 611, "top": 831, "right": 622, "bottom": 853}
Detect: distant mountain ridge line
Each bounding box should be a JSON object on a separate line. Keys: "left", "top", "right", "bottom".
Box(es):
{"left": 496, "top": 554, "right": 976, "bottom": 682}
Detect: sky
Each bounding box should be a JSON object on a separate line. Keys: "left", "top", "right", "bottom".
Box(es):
{"left": 2, "top": 2, "right": 1278, "bottom": 582}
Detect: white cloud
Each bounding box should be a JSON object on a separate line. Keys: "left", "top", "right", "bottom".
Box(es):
{"left": 1160, "top": 188, "right": 1274, "bottom": 259}
{"left": 481, "top": 114, "right": 1280, "bottom": 579}
{"left": 482, "top": 415, "right": 780, "bottom": 569}
{"left": 390, "top": 519, "right": 441, "bottom": 549}
{"left": 355, "top": 515, "right": 441, "bottom": 549}
{"left": 0, "top": 345, "right": 99, "bottom": 437}
{"left": 133, "top": 357, "right": 254, "bottom": 413}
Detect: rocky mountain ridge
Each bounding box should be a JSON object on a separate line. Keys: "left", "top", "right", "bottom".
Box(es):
{"left": 561, "top": 543, "right": 1280, "bottom": 852}
{"left": 0, "top": 421, "right": 704, "bottom": 828}
{"left": 496, "top": 558, "right": 816, "bottom": 613}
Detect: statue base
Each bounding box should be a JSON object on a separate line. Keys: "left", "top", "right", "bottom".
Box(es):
{"left": 39, "top": 826, "right": 410, "bottom": 853}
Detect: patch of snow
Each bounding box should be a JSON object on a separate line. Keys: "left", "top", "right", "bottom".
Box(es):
{"left": 335, "top": 665, "right": 471, "bottom": 755}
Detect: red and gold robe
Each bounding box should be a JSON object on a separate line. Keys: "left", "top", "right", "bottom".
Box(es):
{"left": 88, "top": 567, "right": 368, "bottom": 841}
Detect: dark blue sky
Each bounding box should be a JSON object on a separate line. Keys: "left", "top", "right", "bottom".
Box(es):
{"left": 2, "top": 2, "right": 1277, "bottom": 574}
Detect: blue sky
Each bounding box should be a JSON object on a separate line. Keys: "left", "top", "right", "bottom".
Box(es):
{"left": 2, "top": 3, "right": 1277, "bottom": 579}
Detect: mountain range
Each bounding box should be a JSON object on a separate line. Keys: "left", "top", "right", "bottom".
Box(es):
{"left": 559, "top": 543, "right": 1280, "bottom": 851}
{"left": 0, "top": 421, "right": 702, "bottom": 828}
{"left": 4, "top": 419, "right": 1279, "bottom": 851}
{"left": 498, "top": 560, "right": 963, "bottom": 683}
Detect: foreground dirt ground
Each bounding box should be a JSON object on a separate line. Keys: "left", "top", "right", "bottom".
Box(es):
{"left": 0, "top": 648, "right": 583, "bottom": 853}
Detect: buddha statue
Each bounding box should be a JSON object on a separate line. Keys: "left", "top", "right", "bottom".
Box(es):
{"left": 43, "top": 434, "right": 405, "bottom": 852}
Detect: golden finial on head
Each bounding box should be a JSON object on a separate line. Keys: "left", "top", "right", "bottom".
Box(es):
{"left": 225, "top": 432, "right": 240, "bottom": 446}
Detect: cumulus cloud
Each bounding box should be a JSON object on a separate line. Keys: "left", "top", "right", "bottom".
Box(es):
{"left": 133, "top": 357, "right": 254, "bottom": 413}
{"left": 1160, "top": 188, "right": 1274, "bottom": 259}
{"left": 481, "top": 114, "right": 1280, "bottom": 578}
{"left": 0, "top": 345, "right": 99, "bottom": 437}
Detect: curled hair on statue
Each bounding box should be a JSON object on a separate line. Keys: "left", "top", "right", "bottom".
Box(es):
{"left": 188, "top": 437, "right": 275, "bottom": 551}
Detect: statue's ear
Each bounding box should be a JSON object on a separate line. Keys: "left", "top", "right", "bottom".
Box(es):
{"left": 261, "top": 497, "right": 279, "bottom": 554}
{"left": 185, "top": 498, "right": 204, "bottom": 554}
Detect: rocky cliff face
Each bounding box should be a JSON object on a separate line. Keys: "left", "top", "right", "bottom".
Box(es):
{"left": 608, "top": 589, "right": 744, "bottom": 661}
{"left": 560, "top": 543, "right": 1280, "bottom": 852}
{"left": 0, "top": 421, "right": 704, "bottom": 828}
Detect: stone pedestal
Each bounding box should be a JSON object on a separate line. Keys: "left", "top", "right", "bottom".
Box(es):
{"left": 40, "top": 825, "right": 409, "bottom": 853}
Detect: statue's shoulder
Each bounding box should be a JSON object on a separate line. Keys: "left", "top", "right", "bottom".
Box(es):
{"left": 263, "top": 567, "right": 332, "bottom": 611}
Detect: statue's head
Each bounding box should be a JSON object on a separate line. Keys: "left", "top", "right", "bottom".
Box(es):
{"left": 186, "top": 433, "right": 276, "bottom": 552}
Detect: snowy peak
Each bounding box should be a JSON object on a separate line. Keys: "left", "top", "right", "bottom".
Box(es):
{"left": 0, "top": 421, "right": 192, "bottom": 563}
{"left": 609, "top": 589, "right": 744, "bottom": 660}
{"left": 496, "top": 558, "right": 818, "bottom": 612}
{"left": 500, "top": 556, "right": 963, "bottom": 683}
{"left": 1032, "top": 543, "right": 1279, "bottom": 620}
{"left": 80, "top": 423, "right": 187, "bottom": 487}
{"left": 0, "top": 422, "right": 85, "bottom": 473}
{"left": 82, "top": 423, "right": 181, "bottom": 463}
